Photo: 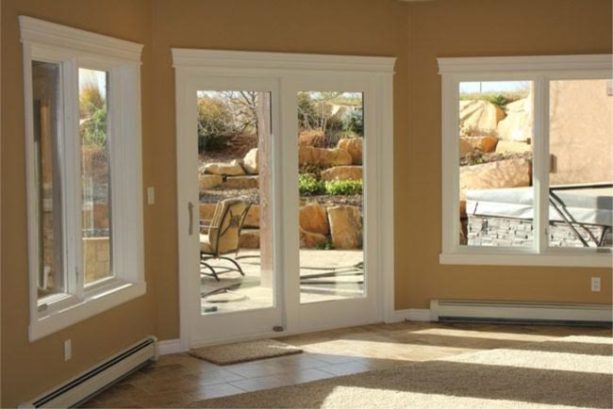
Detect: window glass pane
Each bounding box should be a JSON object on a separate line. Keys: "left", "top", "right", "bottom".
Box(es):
{"left": 79, "top": 68, "right": 112, "bottom": 284}
{"left": 33, "top": 61, "right": 65, "bottom": 299}
{"left": 297, "top": 91, "right": 365, "bottom": 303}
{"left": 459, "top": 81, "right": 534, "bottom": 247}
{"left": 196, "top": 90, "right": 274, "bottom": 315}
{"left": 548, "top": 79, "right": 613, "bottom": 248}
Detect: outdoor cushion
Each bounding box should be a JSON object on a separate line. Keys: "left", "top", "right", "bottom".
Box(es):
{"left": 200, "top": 233, "right": 213, "bottom": 254}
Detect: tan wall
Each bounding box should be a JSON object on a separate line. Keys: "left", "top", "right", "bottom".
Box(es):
{"left": 550, "top": 79, "right": 613, "bottom": 185}
{"left": 149, "top": 0, "right": 411, "bottom": 340}
{"left": 2, "top": 0, "right": 611, "bottom": 406}
{"left": 402, "top": 0, "right": 612, "bottom": 309}
{"left": 0, "top": 1, "right": 156, "bottom": 407}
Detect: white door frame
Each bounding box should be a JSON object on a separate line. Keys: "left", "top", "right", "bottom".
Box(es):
{"left": 175, "top": 73, "right": 284, "bottom": 348}
{"left": 173, "top": 49, "right": 396, "bottom": 349}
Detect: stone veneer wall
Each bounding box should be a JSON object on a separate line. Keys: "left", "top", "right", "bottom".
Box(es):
{"left": 467, "top": 215, "right": 610, "bottom": 248}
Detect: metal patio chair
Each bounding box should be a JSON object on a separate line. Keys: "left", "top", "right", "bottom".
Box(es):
{"left": 200, "top": 198, "right": 251, "bottom": 281}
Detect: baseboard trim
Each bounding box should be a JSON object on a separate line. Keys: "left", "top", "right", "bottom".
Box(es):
{"left": 431, "top": 300, "right": 613, "bottom": 323}
{"left": 385, "top": 308, "right": 432, "bottom": 323}
{"left": 157, "top": 339, "right": 184, "bottom": 355}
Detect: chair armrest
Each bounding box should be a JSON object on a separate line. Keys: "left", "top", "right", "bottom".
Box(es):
{"left": 200, "top": 220, "right": 212, "bottom": 232}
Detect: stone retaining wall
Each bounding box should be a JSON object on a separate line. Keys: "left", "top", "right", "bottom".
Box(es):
{"left": 467, "top": 215, "right": 610, "bottom": 247}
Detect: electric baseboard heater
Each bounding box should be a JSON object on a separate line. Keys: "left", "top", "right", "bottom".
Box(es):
{"left": 431, "top": 300, "right": 612, "bottom": 326}
{"left": 19, "top": 336, "right": 158, "bottom": 408}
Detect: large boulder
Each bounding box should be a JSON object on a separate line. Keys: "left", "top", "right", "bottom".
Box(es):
{"left": 199, "top": 203, "right": 217, "bottom": 221}
{"left": 222, "top": 175, "right": 259, "bottom": 189}
{"left": 242, "top": 148, "right": 259, "bottom": 174}
{"left": 460, "top": 158, "right": 531, "bottom": 200}
{"left": 320, "top": 166, "right": 363, "bottom": 181}
{"left": 495, "top": 140, "right": 532, "bottom": 155}
{"left": 299, "top": 228, "right": 327, "bottom": 249}
{"left": 459, "top": 135, "right": 498, "bottom": 155}
{"left": 337, "top": 138, "right": 363, "bottom": 165}
{"left": 459, "top": 100, "right": 505, "bottom": 137}
{"left": 496, "top": 98, "right": 532, "bottom": 142}
{"left": 243, "top": 205, "right": 260, "bottom": 228}
{"left": 298, "top": 146, "right": 352, "bottom": 167}
{"left": 299, "top": 202, "right": 329, "bottom": 235}
{"left": 199, "top": 174, "right": 223, "bottom": 190}
{"left": 460, "top": 138, "right": 474, "bottom": 157}
{"left": 327, "top": 205, "right": 362, "bottom": 249}
{"left": 239, "top": 229, "right": 260, "bottom": 249}
{"left": 299, "top": 130, "right": 326, "bottom": 147}
{"left": 203, "top": 160, "right": 245, "bottom": 176}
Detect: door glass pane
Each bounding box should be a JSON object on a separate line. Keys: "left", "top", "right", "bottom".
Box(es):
{"left": 297, "top": 91, "right": 365, "bottom": 303}
{"left": 33, "top": 61, "right": 65, "bottom": 299}
{"left": 548, "top": 79, "right": 613, "bottom": 248}
{"left": 79, "top": 68, "right": 112, "bottom": 284}
{"left": 459, "top": 81, "right": 535, "bottom": 247}
{"left": 197, "top": 90, "right": 274, "bottom": 314}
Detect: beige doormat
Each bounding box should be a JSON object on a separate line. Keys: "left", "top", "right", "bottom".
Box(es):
{"left": 193, "top": 334, "right": 613, "bottom": 408}
{"left": 189, "top": 339, "right": 302, "bottom": 365}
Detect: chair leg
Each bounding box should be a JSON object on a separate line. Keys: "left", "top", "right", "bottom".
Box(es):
{"left": 201, "top": 255, "right": 245, "bottom": 277}
{"left": 218, "top": 256, "right": 245, "bottom": 276}
{"left": 200, "top": 260, "right": 220, "bottom": 281}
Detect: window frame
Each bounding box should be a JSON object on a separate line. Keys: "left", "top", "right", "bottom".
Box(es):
{"left": 438, "top": 54, "right": 613, "bottom": 267}
{"left": 20, "top": 16, "right": 146, "bottom": 341}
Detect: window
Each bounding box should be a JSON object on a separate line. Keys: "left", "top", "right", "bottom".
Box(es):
{"left": 21, "top": 16, "right": 145, "bottom": 340}
{"left": 438, "top": 55, "right": 612, "bottom": 267}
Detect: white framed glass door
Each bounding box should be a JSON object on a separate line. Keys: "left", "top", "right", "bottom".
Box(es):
{"left": 174, "top": 49, "right": 396, "bottom": 348}
{"left": 281, "top": 76, "right": 382, "bottom": 333}
{"left": 176, "top": 75, "right": 284, "bottom": 347}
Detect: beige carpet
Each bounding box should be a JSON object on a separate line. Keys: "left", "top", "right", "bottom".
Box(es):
{"left": 190, "top": 339, "right": 302, "bottom": 365}
{"left": 193, "top": 335, "right": 613, "bottom": 408}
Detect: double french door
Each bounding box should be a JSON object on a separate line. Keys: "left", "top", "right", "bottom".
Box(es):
{"left": 175, "top": 51, "right": 392, "bottom": 348}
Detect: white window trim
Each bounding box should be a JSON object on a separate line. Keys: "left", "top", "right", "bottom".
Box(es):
{"left": 438, "top": 54, "right": 613, "bottom": 268}
{"left": 20, "top": 16, "right": 146, "bottom": 341}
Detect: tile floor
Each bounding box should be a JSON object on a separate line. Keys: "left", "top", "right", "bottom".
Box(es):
{"left": 84, "top": 321, "right": 612, "bottom": 408}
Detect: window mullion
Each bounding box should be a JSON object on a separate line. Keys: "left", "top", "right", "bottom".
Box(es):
{"left": 108, "top": 68, "right": 120, "bottom": 279}
{"left": 62, "top": 58, "right": 84, "bottom": 297}
{"left": 443, "top": 75, "right": 460, "bottom": 254}
{"left": 532, "top": 76, "right": 550, "bottom": 255}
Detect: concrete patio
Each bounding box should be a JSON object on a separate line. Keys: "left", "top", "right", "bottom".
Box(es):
{"left": 200, "top": 249, "right": 364, "bottom": 314}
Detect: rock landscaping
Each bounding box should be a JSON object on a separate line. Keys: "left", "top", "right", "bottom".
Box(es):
{"left": 197, "top": 90, "right": 365, "bottom": 251}
{"left": 458, "top": 94, "right": 536, "bottom": 246}
{"left": 199, "top": 135, "right": 364, "bottom": 250}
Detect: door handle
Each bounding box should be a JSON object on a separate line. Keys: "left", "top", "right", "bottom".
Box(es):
{"left": 188, "top": 201, "right": 194, "bottom": 235}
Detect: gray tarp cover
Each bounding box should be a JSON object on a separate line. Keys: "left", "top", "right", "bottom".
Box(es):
{"left": 466, "top": 186, "right": 613, "bottom": 227}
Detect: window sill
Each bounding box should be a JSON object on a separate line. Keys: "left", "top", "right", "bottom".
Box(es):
{"left": 439, "top": 251, "right": 612, "bottom": 268}
{"left": 30, "top": 280, "right": 146, "bottom": 342}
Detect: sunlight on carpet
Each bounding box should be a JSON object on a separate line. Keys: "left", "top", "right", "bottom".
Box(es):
{"left": 195, "top": 334, "right": 613, "bottom": 408}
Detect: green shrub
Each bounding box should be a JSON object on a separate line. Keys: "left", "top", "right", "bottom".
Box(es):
{"left": 459, "top": 92, "right": 525, "bottom": 109}
{"left": 79, "top": 82, "right": 107, "bottom": 147}
{"left": 197, "top": 98, "right": 238, "bottom": 151}
{"left": 80, "top": 107, "right": 107, "bottom": 146}
{"left": 324, "top": 180, "right": 363, "bottom": 196}
{"left": 482, "top": 94, "right": 511, "bottom": 108}
{"left": 299, "top": 174, "right": 325, "bottom": 196}
{"left": 315, "top": 239, "right": 335, "bottom": 250}
{"left": 343, "top": 109, "right": 364, "bottom": 135}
